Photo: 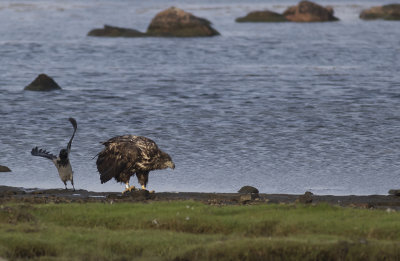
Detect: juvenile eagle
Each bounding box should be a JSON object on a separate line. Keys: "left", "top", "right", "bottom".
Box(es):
{"left": 96, "top": 135, "right": 175, "bottom": 193}
{"left": 31, "top": 118, "right": 77, "bottom": 190}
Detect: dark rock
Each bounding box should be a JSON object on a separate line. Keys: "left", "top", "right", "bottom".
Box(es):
{"left": 0, "top": 165, "right": 11, "bottom": 172}
{"left": 0, "top": 186, "right": 25, "bottom": 198}
{"left": 360, "top": 4, "right": 400, "bottom": 20}
{"left": 238, "top": 186, "right": 259, "bottom": 194}
{"left": 389, "top": 189, "right": 400, "bottom": 196}
{"left": 87, "top": 24, "right": 147, "bottom": 37}
{"left": 89, "top": 7, "right": 219, "bottom": 38}
{"left": 24, "top": 74, "right": 61, "bottom": 91}
{"left": 240, "top": 193, "right": 259, "bottom": 204}
{"left": 147, "top": 7, "right": 220, "bottom": 37}
{"left": 283, "top": 1, "right": 339, "bottom": 22}
{"left": 236, "top": 10, "right": 288, "bottom": 22}
{"left": 297, "top": 191, "right": 313, "bottom": 204}
{"left": 107, "top": 189, "right": 155, "bottom": 201}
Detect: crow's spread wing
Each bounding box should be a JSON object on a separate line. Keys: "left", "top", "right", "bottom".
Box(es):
{"left": 31, "top": 147, "right": 57, "bottom": 160}
{"left": 67, "top": 117, "right": 77, "bottom": 153}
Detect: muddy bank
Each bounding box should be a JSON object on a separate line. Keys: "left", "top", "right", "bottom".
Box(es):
{"left": 1, "top": 185, "right": 400, "bottom": 209}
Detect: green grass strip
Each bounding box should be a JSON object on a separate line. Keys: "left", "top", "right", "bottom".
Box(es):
{"left": 1, "top": 201, "right": 400, "bottom": 260}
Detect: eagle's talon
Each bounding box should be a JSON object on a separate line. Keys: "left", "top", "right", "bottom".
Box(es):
{"left": 122, "top": 185, "right": 136, "bottom": 194}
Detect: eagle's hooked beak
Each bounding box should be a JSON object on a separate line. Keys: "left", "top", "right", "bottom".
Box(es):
{"left": 170, "top": 162, "right": 175, "bottom": 169}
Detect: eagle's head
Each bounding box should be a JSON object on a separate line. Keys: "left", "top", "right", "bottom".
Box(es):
{"left": 161, "top": 151, "right": 175, "bottom": 170}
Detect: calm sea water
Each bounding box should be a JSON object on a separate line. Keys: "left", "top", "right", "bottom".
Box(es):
{"left": 0, "top": 0, "right": 399, "bottom": 195}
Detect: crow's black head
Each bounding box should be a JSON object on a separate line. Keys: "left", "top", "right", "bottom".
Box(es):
{"left": 59, "top": 148, "right": 68, "bottom": 160}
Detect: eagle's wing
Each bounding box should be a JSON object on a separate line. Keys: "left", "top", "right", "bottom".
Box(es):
{"left": 31, "top": 147, "right": 57, "bottom": 161}
{"left": 101, "top": 135, "right": 137, "bottom": 146}
{"left": 96, "top": 138, "right": 141, "bottom": 184}
{"left": 131, "top": 136, "right": 161, "bottom": 169}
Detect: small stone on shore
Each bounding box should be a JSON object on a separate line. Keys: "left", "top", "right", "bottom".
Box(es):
{"left": 240, "top": 193, "right": 259, "bottom": 204}
{"left": 297, "top": 191, "right": 313, "bottom": 204}
{"left": 107, "top": 189, "right": 155, "bottom": 201}
{"left": 388, "top": 189, "right": 400, "bottom": 196}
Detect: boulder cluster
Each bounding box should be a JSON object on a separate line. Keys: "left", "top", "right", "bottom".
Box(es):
{"left": 21, "top": 3, "right": 400, "bottom": 92}
{"left": 88, "top": 7, "right": 219, "bottom": 38}
{"left": 359, "top": 4, "right": 400, "bottom": 20}
{"left": 86, "top": 2, "right": 400, "bottom": 39}
{"left": 236, "top": 1, "right": 400, "bottom": 23}
{"left": 236, "top": 1, "right": 338, "bottom": 23}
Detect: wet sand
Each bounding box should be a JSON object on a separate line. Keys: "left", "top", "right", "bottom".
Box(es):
{"left": 1, "top": 185, "right": 400, "bottom": 209}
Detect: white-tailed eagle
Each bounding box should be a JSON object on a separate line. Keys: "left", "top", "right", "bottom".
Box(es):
{"left": 96, "top": 135, "right": 175, "bottom": 193}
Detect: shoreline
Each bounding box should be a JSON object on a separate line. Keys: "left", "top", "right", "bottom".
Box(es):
{"left": 2, "top": 185, "right": 400, "bottom": 209}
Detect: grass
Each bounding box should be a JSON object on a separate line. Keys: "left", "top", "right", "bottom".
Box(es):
{"left": 1, "top": 201, "right": 400, "bottom": 260}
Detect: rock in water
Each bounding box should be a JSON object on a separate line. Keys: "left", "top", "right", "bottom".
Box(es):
{"left": 147, "top": 7, "right": 220, "bottom": 37}
{"left": 0, "top": 165, "right": 11, "bottom": 172}
{"left": 88, "top": 25, "right": 147, "bottom": 37}
{"left": 24, "top": 74, "right": 61, "bottom": 91}
{"left": 236, "top": 10, "right": 288, "bottom": 22}
{"left": 238, "top": 186, "right": 259, "bottom": 194}
{"left": 360, "top": 4, "right": 400, "bottom": 20}
{"left": 283, "top": 1, "right": 339, "bottom": 22}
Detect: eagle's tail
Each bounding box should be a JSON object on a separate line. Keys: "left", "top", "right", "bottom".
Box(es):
{"left": 96, "top": 150, "right": 119, "bottom": 184}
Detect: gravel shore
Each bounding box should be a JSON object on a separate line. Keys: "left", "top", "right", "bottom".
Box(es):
{"left": 1, "top": 185, "right": 400, "bottom": 209}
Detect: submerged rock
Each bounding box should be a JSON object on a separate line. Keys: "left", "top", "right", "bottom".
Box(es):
{"left": 360, "top": 4, "right": 400, "bottom": 20}
{"left": 0, "top": 165, "right": 11, "bottom": 172}
{"left": 236, "top": 10, "right": 288, "bottom": 22}
{"left": 87, "top": 24, "right": 147, "bottom": 37}
{"left": 24, "top": 74, "right": 61, "bottom": 91}
{"left": 146, "top": 7, "right": 220, "bottom": 37}
{"left": 283, "top": 1, "right": 339, "bottom": 22}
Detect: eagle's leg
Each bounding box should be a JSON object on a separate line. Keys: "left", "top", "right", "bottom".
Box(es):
{"left": 122, "top": 182, "right": 136, "bottom": 194}
{"left": 63, "top": 181, "right": 68, "bottom": 190}
{"left": 137, "top": 172, "right": 154, "bottom": 193}
{"left": 71, "top": 178, "right": 75, "bottom": 191}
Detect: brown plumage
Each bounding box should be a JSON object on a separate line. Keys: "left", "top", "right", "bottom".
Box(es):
{"left": 96, "top": 135, "right": 175, "bottom": 193}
